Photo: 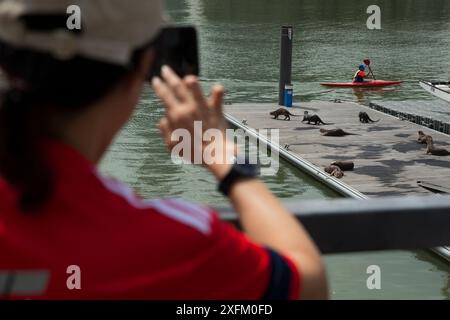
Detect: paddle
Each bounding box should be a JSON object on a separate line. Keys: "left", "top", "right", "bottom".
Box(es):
{"left": 363, "top": 59, "right": 376, "bottom": 80}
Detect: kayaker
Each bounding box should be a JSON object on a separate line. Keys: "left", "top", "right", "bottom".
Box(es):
{"left": 353, "top": 64, "right": 370, "bottom": 83}
{"left": 0, "top": 0, "right": 327, "bottom": 300}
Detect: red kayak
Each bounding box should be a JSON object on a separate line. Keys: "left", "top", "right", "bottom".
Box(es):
{"left": 320, "top": 80, "right": 402, "bottom": 87}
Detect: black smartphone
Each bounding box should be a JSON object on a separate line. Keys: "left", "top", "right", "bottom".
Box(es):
{"left": 148, "top": 26, "right": 199, "bottom": 79}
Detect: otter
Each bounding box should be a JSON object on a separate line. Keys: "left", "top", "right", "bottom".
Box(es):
{"left": 324, "top": 165, "right": 344, "bottom": 178}
{"left": 425, "top": 136, "right": 450, "bottom": 156}
{"left": 320, "top": 128, "right": 356, "bottom": 136}
{"left": 359, "top": 111, "right": 379, "bottom": 123}
{"left": 331, "top": 161, "right": 354, "bottom": 171}
{"left": 417, "top": 130, "right": 433, "bottom": 144}
{"left": 269, "top": 108, "right": 299, "bottom": 121}
{"left": 302, "top": 114, "right": 331, "bottom": 125}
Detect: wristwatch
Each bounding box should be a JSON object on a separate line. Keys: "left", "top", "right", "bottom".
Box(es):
{"left": 218, "top": 157, "right": 259, "bottom": 197}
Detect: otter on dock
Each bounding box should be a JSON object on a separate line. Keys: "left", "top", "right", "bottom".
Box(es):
{"left": 302, "top": 113, "right": 331, "bottom": 125}
{"left": 269, "top": 108, "right": 299, "bottom": 120}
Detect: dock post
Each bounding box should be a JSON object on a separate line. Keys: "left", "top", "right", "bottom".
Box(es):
{"left": 278, "top": 26, "right": 293, "bottom": 106}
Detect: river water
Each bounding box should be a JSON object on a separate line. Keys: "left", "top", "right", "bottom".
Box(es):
{"left": 100, "top": 0, "right": 450, "bottom": 299}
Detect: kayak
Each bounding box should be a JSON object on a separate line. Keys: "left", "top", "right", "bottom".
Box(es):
{"left": 320, "top": 80, "right": 402, "bottom": 87}
{"left": 419, "top": 80, "right": 450, "bottom": 103}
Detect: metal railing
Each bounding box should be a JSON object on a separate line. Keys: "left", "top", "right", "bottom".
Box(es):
{"left": 218, "top": 194, "right": 450, "bottom": 258}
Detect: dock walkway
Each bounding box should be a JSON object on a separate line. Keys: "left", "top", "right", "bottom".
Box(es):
{"left": 225, "top": 102, "right": 450, "bottom": 198}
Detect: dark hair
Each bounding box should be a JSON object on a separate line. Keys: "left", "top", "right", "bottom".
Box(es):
{"left": 0, "top": 41, "right": 144, "bottom": 211}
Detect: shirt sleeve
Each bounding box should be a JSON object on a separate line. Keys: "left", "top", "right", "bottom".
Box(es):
{"left": 262, "top": 248, "right": 300, "bottom": 300}
{"left": 189, "top": 212, "right": 301, "bottom": 300}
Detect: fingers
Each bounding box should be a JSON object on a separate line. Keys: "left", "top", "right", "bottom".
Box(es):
{"left": 208, "top": 84, "right": 225, "bottom": 111}
{"left": 152, "top": 77, "right": 179, "bottom": 110}
{"left": 185, "top": 75, "right": 207, "bottom": 109}
{"left": 161, "top": 66, "right": 193, "bottom": 103}
{"left": 153, "top": 66, "right": 227, "bottom": 151}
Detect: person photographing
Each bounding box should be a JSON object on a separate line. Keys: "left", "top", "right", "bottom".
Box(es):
{"left": 0, "top": 0, "right": 327, "bottom": 299}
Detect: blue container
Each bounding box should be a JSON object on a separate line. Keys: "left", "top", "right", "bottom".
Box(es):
{"left": 284, "top": 84, "right": 293, "bottom": 107}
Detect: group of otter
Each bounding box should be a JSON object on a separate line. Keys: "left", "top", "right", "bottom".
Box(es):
{"left": 270, "top": 108, "right": 331, "bottom": 125}
{"left": 270, "top": 108, "right": 329, "bottom": 123}
{"left": 417, "top": 131, "right": 450, "bottom": 156}
{"left": 270, "top": 108, "right": 450, "bottom": 180}
{"left": 269, "top": 108, "right": 380, "bottom": 178}
{"left": 323, "top": 131, "right": 450, "bottom": 180}
{"left": 269, "top": 108, "right": 377, "bottom": 136}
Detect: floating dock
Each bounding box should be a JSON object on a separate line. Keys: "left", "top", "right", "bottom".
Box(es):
{"left": 224, "top": 101, "right": 450, "bottom": 260}
{"left": 225, "top": 101, "right": 450, "bottom": 197}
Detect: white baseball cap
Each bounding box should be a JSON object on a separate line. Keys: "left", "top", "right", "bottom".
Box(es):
{"left": 0, "top": 0, "right": 166, "bottom": 66}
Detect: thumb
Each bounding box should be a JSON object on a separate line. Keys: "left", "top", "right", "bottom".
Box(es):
{"left": 159, "top": 117, "right": 173, "bottom": 150}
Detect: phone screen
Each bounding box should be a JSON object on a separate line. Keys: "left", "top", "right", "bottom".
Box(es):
{"left": 148, "top": 26, "right": 199, "bottom": 79}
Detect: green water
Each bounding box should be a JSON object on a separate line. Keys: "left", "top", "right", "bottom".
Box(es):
{"left": 101, "top": 0, "right": 450, "bottom": 299}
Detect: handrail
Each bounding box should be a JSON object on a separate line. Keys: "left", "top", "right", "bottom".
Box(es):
{"left": 217, "top": 194, "right": 450, "bottom": 254}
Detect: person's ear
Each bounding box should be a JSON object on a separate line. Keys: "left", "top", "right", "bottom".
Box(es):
{"left": 135, "top": 49, "right": 154, "bottom": 80}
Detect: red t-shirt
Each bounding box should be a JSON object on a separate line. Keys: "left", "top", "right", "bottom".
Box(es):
{"left": 0, "top": 140, "right": 300, "bottom": 299}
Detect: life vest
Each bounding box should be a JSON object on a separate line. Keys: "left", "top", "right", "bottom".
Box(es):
{"left": 353, "top": 70, "right": 365, "bottom": 82}
{"left": 353, "top": 70, "right": 364, "bottom": 80}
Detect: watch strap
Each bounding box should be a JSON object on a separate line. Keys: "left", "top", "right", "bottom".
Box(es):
{"left": 218, "top": 163, "right": 257, "bottom": 197}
